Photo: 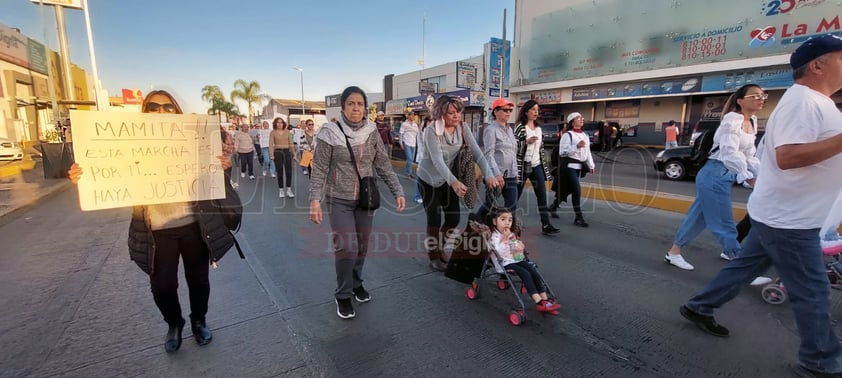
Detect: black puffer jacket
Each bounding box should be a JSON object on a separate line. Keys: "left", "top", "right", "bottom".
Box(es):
{"left": 127, "top": 201, "right": 235, "bottom": 275}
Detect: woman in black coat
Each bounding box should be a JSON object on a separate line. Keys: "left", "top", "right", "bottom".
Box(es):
{"left": 69, "top": 90, "right": 236, "bottom": 353}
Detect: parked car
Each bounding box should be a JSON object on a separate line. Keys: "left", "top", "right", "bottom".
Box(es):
{"left": 541, "top": 123, "right": 562, "bottom": 147}
{"left": 0, "top": 138, "right": 24, "bottom": 161}
{"left": 653, "top": 146, "right": 700, "bottom": 181}
{"left": 689, "top": 119, "right": 720, "bottom": 146}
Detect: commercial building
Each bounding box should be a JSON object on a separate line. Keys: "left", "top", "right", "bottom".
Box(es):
{"left": 510, "top": 0, "right": 842, "bottom": 145}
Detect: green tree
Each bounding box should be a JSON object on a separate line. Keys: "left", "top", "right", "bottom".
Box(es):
{"left": 230, "top": 79, "right": 272, "bottom": 125}
{"left": 201, "top": 85, "right": 226, "bottom": 122}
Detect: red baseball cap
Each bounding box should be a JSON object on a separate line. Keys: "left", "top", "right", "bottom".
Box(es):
{"left": 491, "top": 98, "right": 514, "bottom": 110}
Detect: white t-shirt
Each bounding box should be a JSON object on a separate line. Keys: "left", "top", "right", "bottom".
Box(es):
{"left": 525, "top": 126, "right": 542, "bottom": 167}
{"left": 747, "top": 84, "right": 842, "bottom": 229}
{"left": 258, "top": 129, "right": 272, "bottom": 148}
{"left": 559, "top": 130, "right": 595, "bottom": 170}
{"left": 400, "top": 121, "right": 419, "bottom": 147}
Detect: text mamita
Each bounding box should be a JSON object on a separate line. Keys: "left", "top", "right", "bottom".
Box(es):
{"left": 94, "top": 121, "right": 187, "bottom": 139}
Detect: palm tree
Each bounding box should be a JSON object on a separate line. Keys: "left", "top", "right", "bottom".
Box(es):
{"left": 230, "top": 79, "right": 272, "bottom": 125}
{"left": 201, "top": 85, "right": 226, "bottom": 122}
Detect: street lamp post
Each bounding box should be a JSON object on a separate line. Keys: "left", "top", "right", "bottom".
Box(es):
{"left": 292, "top": 67, "right": 304, "bottom": 122}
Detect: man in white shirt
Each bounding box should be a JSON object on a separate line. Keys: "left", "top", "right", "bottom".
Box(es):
{"left": 680, "top": 34, "right": 842, "bottom": 376}
{"left": 400, "top": 111, "right": 419, "bottom": 177}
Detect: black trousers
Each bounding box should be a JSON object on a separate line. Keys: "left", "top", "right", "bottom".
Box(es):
{"left": 239, "top": 151, "right": 254, "bottom": 176}
{"left": 274, "top": 149, "right": 293, "bottom": 188}
{"left": 150, "top": 222, "right": 210, "bottom": 327}
{"left": 420, "top": 179, "right": 461, "bottom": 261}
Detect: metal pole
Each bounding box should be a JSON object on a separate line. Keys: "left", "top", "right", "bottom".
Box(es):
{"left": 81, "top": 0, "right": 103, "bottom": 110}
{"left": 500, "top": 8, "right": 507, "bottom": 100}
{"left": 37, "top": 0, "right": 59, "bottom": 122}
{"left": 54, "top": 5, "right": 75, "bottom": 101}
{"left": 299, "top": 70, "right": 304, "bottom": 119}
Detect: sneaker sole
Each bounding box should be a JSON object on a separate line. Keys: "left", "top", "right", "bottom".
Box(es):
{"left": 354, "top": 295, "right": 371, "bottom": 303}
{"left": 334, "top": 299, "right": 355, "bottom": 319}
{"left": 679, "top": 306, "right": 728, "bottom": 337}
{"left": 664, "top": 256, "right": 695, "bottom": 271}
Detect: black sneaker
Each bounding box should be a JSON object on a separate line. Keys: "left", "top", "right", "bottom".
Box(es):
{"left": 574, "top": 216, "right": 589, "bottom": 228}
{"left": 679, "top": 305, "right": 729, "bottom": 337}
{"left": 541, "top": 224, "right": 560, "bottom": 235}
{"left": 792, "top": 364, "right": 842, "bottom": 377}
{"left": 335, "top": 298, "right": 355, "bottom": 319}
{"left": 353, "top": 286, "right": 371, "bottom": 303}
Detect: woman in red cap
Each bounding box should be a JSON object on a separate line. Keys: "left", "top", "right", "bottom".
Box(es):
{"left": 472, "top": 98, "right": 516, "bottom": 221}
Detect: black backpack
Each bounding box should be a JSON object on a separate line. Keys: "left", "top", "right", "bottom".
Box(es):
{"left": 690, "top": 126, "right": 720, "bottom": 166}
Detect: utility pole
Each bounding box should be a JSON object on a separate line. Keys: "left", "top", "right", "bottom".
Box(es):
{"left": 500, "top": 8, "right": 507, "bottom": 100}
{"left": 54, "top": 5, "right": 75, "bottom": 102}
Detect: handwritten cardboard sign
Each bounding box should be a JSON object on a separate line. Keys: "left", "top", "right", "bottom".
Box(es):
{"left": 70, "top": 110, "right": 224, "bottom": 211}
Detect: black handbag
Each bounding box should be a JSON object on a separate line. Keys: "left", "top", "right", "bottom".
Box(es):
{"left": 339, "top": 123, "right": 381, "bottom": 210}
{"left": 215, "top": 168, "right": 243, "bottom": 232}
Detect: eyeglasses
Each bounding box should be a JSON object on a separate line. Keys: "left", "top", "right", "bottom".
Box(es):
{"left": 145, "top": 102, "right": 177, "bottom": 113}
{"left": 499, "top": 108, "right": 514, "bottom": 113}
{"left": 743, "top": 93, "right": 768, "bottom": 100}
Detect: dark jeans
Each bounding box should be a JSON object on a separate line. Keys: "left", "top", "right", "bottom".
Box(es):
{"left": 687, "top": 219, "right": 842, "bottom": 373}
{"left": 476, "top": 177, "right": 518, "bottom": 220}
{"left": 517, "top": 164, "right": 551, "bottom": 226}
{"left": 505, "top": 260, "right": 545, "bottom": 297}
{"left": 327, "top": 197, "right": 374, "bottom": 300}
{"left": 274, "top": 149, "right": 293, "bottom": 188}
{"left": 420, "top": 179, "right": 460, "bottom": 261}
{"left": 736, "top": 213, "right": 751, "bottom": 243}
{"left": 565, "top": 167, "right": 583, "bottom": 216}
{"left": 150, "top": 222, "right": 210, "bottom": 327}
{"left": 239, "top": 151, "right": 254, "bottom": 176}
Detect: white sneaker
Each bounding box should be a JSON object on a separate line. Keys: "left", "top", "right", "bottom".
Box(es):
{"left": 240, "top": 172, "right": 245, "bottom": 178}
{"left": 279, "top": 189, "right": 285, "bottom": 198}
{"left": 249, "top": 175, "right": 255, "bottom": 180}
{"left": 750, "top": 276, "right": 773, "bottom": 286}
{"left": 719, "top": 252, "right": 733, "bottom": 261}
{"left": 271, "top": 173, "right": 276, "bottom": 178}
{"left": 664, "top": 254, "right": 695, "bottom": 271}
{"left": 415, "top": 198, "right": 423, "bottom": 204}
{"left": 286, "top": 188, "right": 294, "bottom": 197}
{"left": 262, "top": 171, "right": 267, "bottom": 177}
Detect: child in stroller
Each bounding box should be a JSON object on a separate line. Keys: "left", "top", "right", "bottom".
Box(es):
{"left": 487, "top": 209, "right": 560, "bottom": 314}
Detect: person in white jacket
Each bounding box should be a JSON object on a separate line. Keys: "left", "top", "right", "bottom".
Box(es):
{"left": 556, "top": 112, "right": 595, "bottom": 228}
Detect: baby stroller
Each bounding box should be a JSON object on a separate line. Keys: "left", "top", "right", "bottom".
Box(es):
{"left": 760, "top": 248, "right": 842, "bottom": 304}
{"left": 462, "top": 220, "right": 557, "bottom": 326}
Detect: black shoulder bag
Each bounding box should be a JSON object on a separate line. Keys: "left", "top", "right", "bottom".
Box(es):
{"left": 338, "top": 122, "right": 381, "bottom": 210}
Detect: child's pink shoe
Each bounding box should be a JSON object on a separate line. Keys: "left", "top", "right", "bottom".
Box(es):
{"left": 536, "top": 300, "right": 560, "bottom": 313}
{"left": 822, "top": 239, "right": 842, "bottom": 256}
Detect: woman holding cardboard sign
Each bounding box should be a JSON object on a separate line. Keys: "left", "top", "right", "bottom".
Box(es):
{"left": 68, "top": 90, "right": 236, "bottom": 353}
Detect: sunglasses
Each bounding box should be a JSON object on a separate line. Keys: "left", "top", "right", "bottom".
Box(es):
{"left": 743, "top": 93, "right": 768, "bottom": 100}
{"left": 499, "top": 108, "right": 514, "bottom": 113}
{"left": 145, "top": 102, "right": 177, "bottom": 113}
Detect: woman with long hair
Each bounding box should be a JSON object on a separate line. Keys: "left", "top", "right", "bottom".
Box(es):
{"left": 417, "top": 96, "right": 497, "bottom": 271}
{"left": 270, "top": 117, "right": 298, "bottom": 198}
{"left": 309, "top": 86, "right": 405, "bottom": 319}
{"left": 664, "top": 84, "right": 765, "bottom": 270}
{"left": 68, "top": 90, "right": 236, "bottom": 353}
{"left": 514, "top": 100, "right": 559, "bottom": 235}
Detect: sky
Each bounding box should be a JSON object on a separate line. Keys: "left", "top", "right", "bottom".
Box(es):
{"left": 2, "top": 0, "right": 515, "bottom": 115}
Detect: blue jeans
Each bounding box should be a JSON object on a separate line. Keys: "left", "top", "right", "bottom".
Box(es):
{"left": 673, "top": 159, "right": 741, "bottom": 258}
{"left": 564, "top": 167, "right": 584, "bottom": 215}
{"left": 687, "top": 219, "right": 841, "bottom": 373}
{"left": 414, "top": 177, "right": 423, "bottom": 202}
{"left": 665, "top": 141, "right": 678, "bottom": 150}
{"left": 261, "top": 147, "right": 275, "bottom": 174}
{"left": 517, "top": 164, "right": 551, "bottom": 225}
{"left": 476, "top": 177, "right": 518, "bottom": 219}
{"left": 404, "top": 145, "right": 416, "bottom": 175}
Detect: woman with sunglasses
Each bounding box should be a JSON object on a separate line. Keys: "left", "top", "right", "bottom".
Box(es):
{"left": 472, "top": 98, "right": 516, "bottom": 221}
{"left": 68, "top": 90, "right": 236, "bottom": 353}
{"left": 513, "top": 100, "right": 559, "bottom": 235}
{"left": 665, "top": 84, "right": 766, "bottom": 271}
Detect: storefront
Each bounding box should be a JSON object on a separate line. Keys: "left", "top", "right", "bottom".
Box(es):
{"left": 398, "top": 89, "right": 486, "bottom": 133}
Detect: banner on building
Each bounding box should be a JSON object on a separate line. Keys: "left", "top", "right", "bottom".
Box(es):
{"left": 325, "top": 94, "right": 340, "bottom": 107}
{"left": 526, "top": 1, "right": 841, "bottom": 85}
{"left": 572, "top": 76, "right": 701, "bottom": 101}
{"left": 385, "top": 99, "right": 407, "bottom": 115}
{"left": 488, "top": 38, "right": 511, "bottom": 90}
{"left": 27, "top": 38, "right": 48, "bottom": 74}
{"left": 30, "top": 0, "right": 83, "bottom": 9}
{"left": 0, "top": 24, "right": 30, "bottom": 68}
{"left": 701, "top": 67, "right": 793, "bottom": 92}
{"left": 70, "top": 111, "right": 224, "bottom": 211}
{"left": 456, "top": 61, "right": 478, "bottom": 89}
{"left": 516, "top": 90, "right": 562, "bottom": 106}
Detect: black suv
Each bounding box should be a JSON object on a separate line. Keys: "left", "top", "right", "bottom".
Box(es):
{"left": 541, "top": 123, "right": 562, "bottom": 147}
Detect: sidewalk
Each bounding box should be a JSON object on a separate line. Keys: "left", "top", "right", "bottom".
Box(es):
{"left": 0, "top": 160, "right": 71, "bottom": 226}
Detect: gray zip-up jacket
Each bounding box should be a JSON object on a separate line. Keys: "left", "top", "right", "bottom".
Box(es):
{"left": 483, "top": 121, "right": 518, "bottom": 178}
{"left": 309, "top": 120, "right": 404, "bottom": 202}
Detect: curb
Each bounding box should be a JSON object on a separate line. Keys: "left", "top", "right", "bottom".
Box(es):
{"left": 0, "top": 158, "right": 36, "bottom": 178}
{"left": 0, "top": 180, "right": 72, "bottom": 227}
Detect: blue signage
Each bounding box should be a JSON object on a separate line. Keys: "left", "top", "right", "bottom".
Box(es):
{"left": 404, "top": 89, "right": 474, "bottom": 112}
{"left": 700, "top": 67, "right": 793, "bottom": 92}
{"left": 572, "top": 76, "right": 702, "bottom": 101}
{"left": 489, "top": 38, "right": 511, "bottom": 90}
{"left": 488, "top": 88, "right": 510, "bottom": 97}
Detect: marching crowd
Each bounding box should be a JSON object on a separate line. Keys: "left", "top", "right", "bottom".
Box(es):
{"left": 66, "top": 35, "right": 842, "bottom": 376}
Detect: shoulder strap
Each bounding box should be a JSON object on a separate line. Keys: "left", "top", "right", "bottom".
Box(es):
{"left": 337, "top": 122, "right": 363, "bottom": 179}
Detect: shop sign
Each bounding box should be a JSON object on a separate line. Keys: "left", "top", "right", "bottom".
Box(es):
{"left": 27, "top": 38, "right": 48, "bottom": 74}
{"left": 469, "top": 91, "right": 486, "bottom": 107}
{"left": 517, "top": 90, "right": 562, "bottom": 106}
{"left": 385, "top": 99, "right": 407, "bottom": 115}
{"left": 122, "top": 88, "right": 143, "bottom": 105}
{"left": 30, "top": 0, "right": 83, "bottom": 8}
{"left": 572, "top": 76, "right": 701, "bottom": 101}
{"left": 456, "top": 61, "right": 478, "bottom": 89}
{"left": 488, "top": 88, "right": 509, "bottom": 97}
{"left": 701, "top": 67, "right": 793, "bottom": 92}
{"left": 325, "top": 94, "right": 340, "bottom": 107}
{"left": 405, "top": 89, "right": 472, "bottom": 112}
{"left": 0, "top": 24, "right": 30, "bottom": 68}
{"left": 419, "top": 81, "right": 437, "bottom": 94}
{"left": 488, "top": 37, "right": 510, "bottom": 90}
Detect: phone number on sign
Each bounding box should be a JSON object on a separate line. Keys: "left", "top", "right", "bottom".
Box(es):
{"left": 681, "top": 36, "right": 727, "bottom": 60}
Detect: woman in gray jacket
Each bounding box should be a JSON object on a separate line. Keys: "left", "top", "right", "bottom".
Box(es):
{"left": 309, "top": 86, "right": 405, "bottom": 320}
{"left": 417, "top": 95, "right": 497, "bottom": 271}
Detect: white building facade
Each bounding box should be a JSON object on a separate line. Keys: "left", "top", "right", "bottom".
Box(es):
{"left": 510, "top": 0, "right": 842, "bottom": 145}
